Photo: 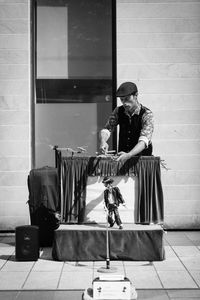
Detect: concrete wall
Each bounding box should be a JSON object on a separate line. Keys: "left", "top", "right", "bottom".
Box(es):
{"left": 0, "top": 0, "right": 199, "bottom": 230}
{"left": 117, "top": 0, "right": 200, "bottom": 228}
{"left": 0, "top": 0, "right": 30, "bottom": 230}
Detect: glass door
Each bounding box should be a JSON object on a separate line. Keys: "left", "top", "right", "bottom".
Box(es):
{"left": 34, "top": 0, "right": 116, "bottom": 167}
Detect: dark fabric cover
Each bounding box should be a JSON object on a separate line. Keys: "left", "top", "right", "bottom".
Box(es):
{"left": 60, "top": 156, "right": 164, "bottom": 224}
{"left": 52, "top": 224, "right": 165, "bottom": 261}
{"left": 27, "top": 166, "right": 61, "bottom": 246}
{"left": 28, "top": 166, "right": 60, "bottom": 212}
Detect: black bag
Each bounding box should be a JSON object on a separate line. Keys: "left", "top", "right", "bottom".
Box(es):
{"left": 27, "top": 166, "right": 61, "bottom": 246}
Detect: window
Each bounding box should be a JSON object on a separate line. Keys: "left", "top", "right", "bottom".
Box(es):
{"left": 33, "top": 0, "right": 116, "bottom": 167}
{"left": 36, "top": 0, "right": 115, "bottom": 103}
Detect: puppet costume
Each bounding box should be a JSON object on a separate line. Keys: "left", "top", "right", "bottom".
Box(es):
{"left": 102, "top": 177, "right": 125, "bottom": 229}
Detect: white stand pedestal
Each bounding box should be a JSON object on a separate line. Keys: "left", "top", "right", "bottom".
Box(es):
{"left": 82, "top": 275, "right": 137, "bottom": 300}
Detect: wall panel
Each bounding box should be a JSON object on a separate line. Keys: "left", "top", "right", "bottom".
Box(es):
{"left": 0, "top": 0, "right": 30, "bottom": 230}
{"left": 117, "top": 0, "right": 200, "bottom": 228}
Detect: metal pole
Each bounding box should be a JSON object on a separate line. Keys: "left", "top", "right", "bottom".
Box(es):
{"left": 106, "top": 209, "right": 110, "bottom": 269}
{"left": 97, "top": 208, "right": 117, "bottom": 273}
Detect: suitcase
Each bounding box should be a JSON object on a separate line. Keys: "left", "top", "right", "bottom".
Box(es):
{"left": 27, "top": 166, "right": 61, "bottom": 246}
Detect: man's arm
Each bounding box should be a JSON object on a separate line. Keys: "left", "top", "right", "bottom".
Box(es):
{"left": 99, "top": 107, "right": 119, "bottom": 154}
{"left": 99, "top": 129, "right": 110, "bottom": 154}
{"left": 139, "top": 109, "right": 154, "bottom": 147}
{"left": 116, "top": 141, "right": 146, "bottom": 162}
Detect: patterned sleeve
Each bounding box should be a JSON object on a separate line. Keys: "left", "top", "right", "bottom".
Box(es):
{"left": 103, "top": 107, "right": 119, "bottom": 132}
{"left": 139, "top": 109, "right": 154, "bottom": 146}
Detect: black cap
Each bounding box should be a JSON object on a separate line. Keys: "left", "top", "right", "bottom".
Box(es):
{"left": 116, "top": 82, "right": 138, "bottom": 97}
{"left": 102, "top": 176, "right": 114, "bottom": 184}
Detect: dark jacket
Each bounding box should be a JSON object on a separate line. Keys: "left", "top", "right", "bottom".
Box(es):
{"left": 104, "top": 186, "right": 125, "bottom": 208}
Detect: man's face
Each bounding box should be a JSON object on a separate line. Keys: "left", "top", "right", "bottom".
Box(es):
{"left": 120, "top": 94, "right": 138, "bottom": 112}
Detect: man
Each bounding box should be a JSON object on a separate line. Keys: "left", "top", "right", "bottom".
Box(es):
{"left": 99, "top": 82, "right": 154, "bottom": 163}
{"left": 102, "top": 176, "right": 126, "bottom": 229}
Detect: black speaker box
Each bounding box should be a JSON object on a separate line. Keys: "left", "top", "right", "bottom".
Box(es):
{"left": 15, "top": 225, "right": 39, "bottom": 261}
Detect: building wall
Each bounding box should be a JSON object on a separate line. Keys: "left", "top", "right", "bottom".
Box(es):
{"left": 0, "top": 0, "right": 200, "bottom": 230}
{"left": 117, "top": 0, "right": 200, "bottom": 228}
{"left": 0, "top": 0, "right": 30, "bottom": 230}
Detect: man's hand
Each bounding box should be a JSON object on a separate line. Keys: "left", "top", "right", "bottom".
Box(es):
{"left": 116, "top": 151, "right": 131, "bottom": 163}
{"left": 99, "top": 141, "right": 109, "bottom": 154}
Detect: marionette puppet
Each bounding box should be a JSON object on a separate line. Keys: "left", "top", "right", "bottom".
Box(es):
{"left": 102, "top": 176, "right": 126, "bottom": 229}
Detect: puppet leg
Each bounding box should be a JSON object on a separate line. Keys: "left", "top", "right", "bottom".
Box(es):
{"left": 108, "top": 208, "right": 115, "bottom": 227}
{"left": 114, "top": 208, "right": 123, "bottom": 229}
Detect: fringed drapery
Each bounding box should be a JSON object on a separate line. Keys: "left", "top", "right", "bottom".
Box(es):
{"left": 60, "top": 156, "right": 164, "bottom": 224}
{"left": 135, "top": 157, "right": 164, "bottom": 224}
{"left": 61, "top": 158, "right": 74, "bottom": 222}
{"left": 61, "top": 158, "right": 88, "bottom": 223}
